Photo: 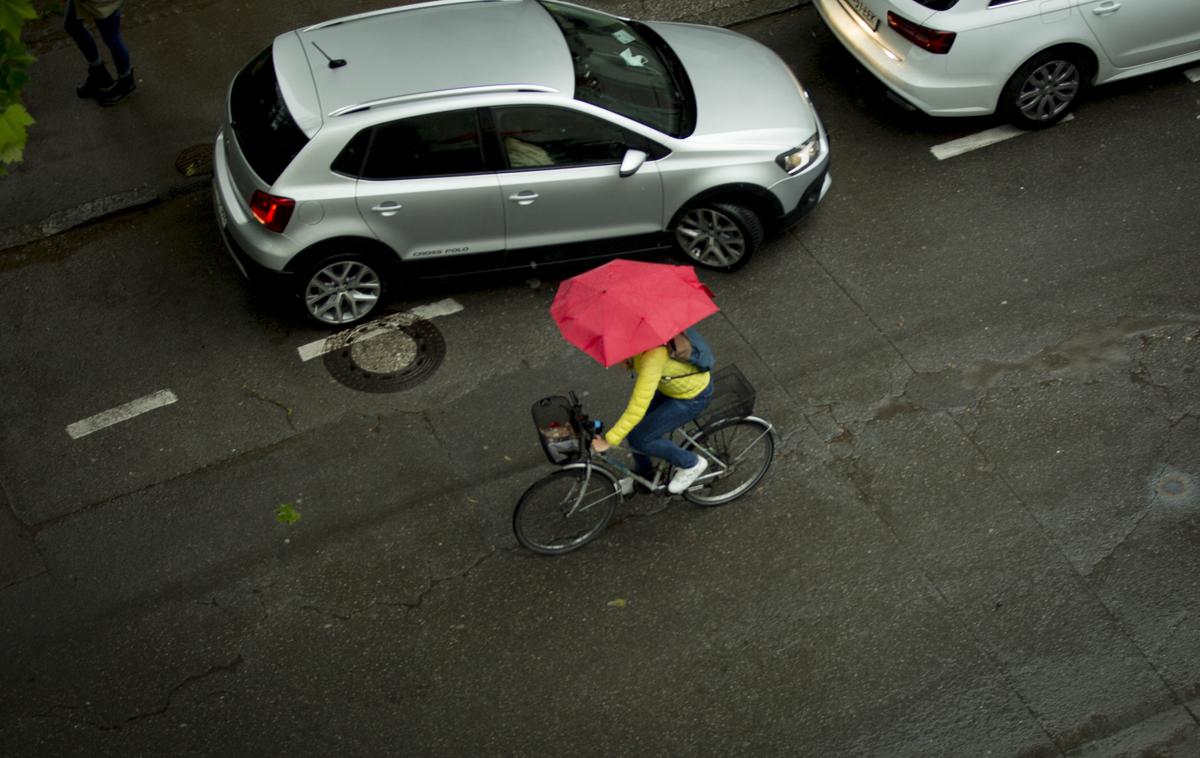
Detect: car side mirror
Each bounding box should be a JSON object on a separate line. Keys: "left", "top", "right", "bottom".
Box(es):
{"left": 618, "top": 149, "right": 648, "bottom": 177}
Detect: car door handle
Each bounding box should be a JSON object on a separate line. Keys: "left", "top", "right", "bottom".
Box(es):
{"left": 507, "top": 191, "right": 539, "bottom": 206}
{"left": 1092, "top": 1, "right": 1120, "bottom": 15}
{"left": 371, "top": 202, "right": 403, "bottom": 216}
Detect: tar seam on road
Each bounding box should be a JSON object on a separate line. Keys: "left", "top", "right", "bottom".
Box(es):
{"left": 65, "top": 389, "right": 179, "bottom": 439}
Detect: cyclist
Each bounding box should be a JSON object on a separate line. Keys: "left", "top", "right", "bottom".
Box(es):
{"left": 589, "top": 332, "right": 713, "bottom": 494}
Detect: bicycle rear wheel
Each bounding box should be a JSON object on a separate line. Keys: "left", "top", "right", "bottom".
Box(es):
{"left": 513, "top": 466, "right": 621, "bottom": 555}
{"left": 682, "top": 417, "right": 774, "bottom": 507}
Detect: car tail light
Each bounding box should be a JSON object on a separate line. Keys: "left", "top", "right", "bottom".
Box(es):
{"left": 249, "top": 190, "right": 295, "bottom": 233}
{"left": 887, "top": 12, "right": 956, "bottom": 55}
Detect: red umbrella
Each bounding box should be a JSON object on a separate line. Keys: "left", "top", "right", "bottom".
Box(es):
{"left": 551, "top": 260, "right": 718, "bottom": 367}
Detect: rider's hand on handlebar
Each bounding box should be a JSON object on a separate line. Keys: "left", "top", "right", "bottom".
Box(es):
{"left": 590, "top": 437, "right": 611, "bottom": 453}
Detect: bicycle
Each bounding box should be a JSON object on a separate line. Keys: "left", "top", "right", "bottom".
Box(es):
{"left": 514, "top": 365, "right": 776, "bottom": 555}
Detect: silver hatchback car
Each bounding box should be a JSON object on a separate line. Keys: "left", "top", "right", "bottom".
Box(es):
{"left": 213, "top": 0, "right": 832, "bottom": 326}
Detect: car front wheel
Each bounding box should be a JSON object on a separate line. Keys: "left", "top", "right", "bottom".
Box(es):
{"left": 299, "top": 253, "right": 385, "bottom": 327}
{"left": 1000, "top": 50, "right": 1087, "bottom": 129}
{"left": 672, "top": 202, "right": 763, "bottom": 271}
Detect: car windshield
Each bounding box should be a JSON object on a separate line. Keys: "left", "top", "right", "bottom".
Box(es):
{"left": 540, "top": 1, "right": 695, "bottom": 138}
{"left": 229, "top": 45, "right": 309, "bottom": 185}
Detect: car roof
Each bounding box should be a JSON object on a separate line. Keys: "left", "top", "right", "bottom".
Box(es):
{"left": 285, "top": 0, "right": 575, "bottom": 126}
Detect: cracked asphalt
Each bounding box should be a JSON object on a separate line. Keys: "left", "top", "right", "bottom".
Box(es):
{"left": 2, "top": 6, "right": 1199, "bottom": 757}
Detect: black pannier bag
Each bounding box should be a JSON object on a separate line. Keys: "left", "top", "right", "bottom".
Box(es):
{"left": 532, "top": 396, "right": 582, "bottom": 465}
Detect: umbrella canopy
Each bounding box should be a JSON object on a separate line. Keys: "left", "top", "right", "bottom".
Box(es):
{"left": 551, "top": 259, "right": 718, "bottom": 367}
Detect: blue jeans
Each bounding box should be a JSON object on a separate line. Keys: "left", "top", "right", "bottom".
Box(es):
{"left": 626, "top": 381, "right": 713, "bottom": 475}
{"left": 64, "top": 1, "right": 132, "bottom": 76}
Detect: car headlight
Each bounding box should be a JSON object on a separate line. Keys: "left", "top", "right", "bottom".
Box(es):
{"left": 776, "top": 134, "right": 821, "bottom": 175}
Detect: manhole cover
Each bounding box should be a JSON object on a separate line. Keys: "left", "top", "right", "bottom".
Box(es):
{"left": 175, "top": 144, "right": 213, "bottom": 177}
{"left": 323, "top": 313, "right": 446, "bottom": 393}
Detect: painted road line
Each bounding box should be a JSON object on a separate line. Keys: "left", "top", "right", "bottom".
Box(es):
{"left": 1185, "top": 67, "right": 1200, "bottom": 83}
{"left": 296, "top": 298, "right": 464, "bottom": 362}
{"left": 931, "top": 115, "right": 1074, "bottom": 160}
{"left": 66, "top": 390, "right": 178, "bottom": 440}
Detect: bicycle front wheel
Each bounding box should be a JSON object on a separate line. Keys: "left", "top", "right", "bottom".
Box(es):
{"left": 513, "top": 466, "right": 621, "bottom": 555}
{"left": 682, "top": 417, "right": 775, "bottom": 507}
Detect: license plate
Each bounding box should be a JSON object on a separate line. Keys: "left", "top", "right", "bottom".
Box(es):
{"left": 844, "top": 0, "right": 880, "bottom": 31}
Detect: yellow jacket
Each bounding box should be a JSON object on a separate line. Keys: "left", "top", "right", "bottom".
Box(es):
{"left": 604, "top": 346, "right": 710, "bottom": 446}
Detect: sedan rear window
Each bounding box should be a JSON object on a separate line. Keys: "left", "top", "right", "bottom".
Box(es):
{"left": 912, "top": 0, "right": 960, "bottom": 8}
{"left": 541, "top": 1, "right": 695, "bottom": 138}
{"left": 229, "top": 46, "right": 309, "bottom": 185}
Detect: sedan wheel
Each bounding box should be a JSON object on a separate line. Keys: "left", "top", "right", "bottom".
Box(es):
{"left": 303, "top": 257, "right": 383, "bottom": 327}
{"left": 673, "top": 202, "right": 762, "bottom": 271}
{"left": 1002, "top": 51, "right": 1086, "bottom": 129}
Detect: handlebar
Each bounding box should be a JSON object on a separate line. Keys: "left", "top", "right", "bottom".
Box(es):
{"left": 566, "top": 391, "right": 604, "bottom": 450}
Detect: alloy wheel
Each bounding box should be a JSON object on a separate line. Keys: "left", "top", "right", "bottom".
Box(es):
{"left": 305, "top": 260, "right": 382, "bottom": 326}
{"left": 675, "top": 208, "right": 747, "bottom": 268}
{"left": 1017, "top": 60, "right": 1079, "bottom": 122}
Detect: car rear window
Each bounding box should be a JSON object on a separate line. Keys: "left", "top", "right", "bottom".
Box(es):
{"left": 229, "top": 46, "right": 309, "bottom": 185}
{"left": 912, "top": 0, "right": 960, "bottom": 8}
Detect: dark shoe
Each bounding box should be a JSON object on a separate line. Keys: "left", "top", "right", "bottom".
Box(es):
{"left": 76, "top": 64, "right": 114, "bottom": 99}
{"left": 98, "top": 70, "right": 136, "bottom": 106}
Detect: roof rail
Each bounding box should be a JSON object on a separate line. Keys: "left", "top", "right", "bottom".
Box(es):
{"left": 303, "top": 0, "right": 523, "bottom": 33}
{"left": 328, "top": 84, "right": 559, "bottom": 117}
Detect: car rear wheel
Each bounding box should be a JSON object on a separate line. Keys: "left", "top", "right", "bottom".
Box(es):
{"left": 1001, "top": 50, "right": 1087, "bottom": 129}
{"left": 299, "top": 253, "right": 385, "bottom": 327}
{"left": 673, "top": 202, "right": 763, "bottom": 271}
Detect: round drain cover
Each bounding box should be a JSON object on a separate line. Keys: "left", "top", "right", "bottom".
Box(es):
{"left": 175, "top": 144, "right": 213, "bottom": 177}
{"left": 323, "top": 313, "right": 446, "bottom": 393}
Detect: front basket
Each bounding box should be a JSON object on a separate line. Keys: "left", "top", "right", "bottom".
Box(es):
{"left": 532, "top": 395, "right": 583, "bottom": 465}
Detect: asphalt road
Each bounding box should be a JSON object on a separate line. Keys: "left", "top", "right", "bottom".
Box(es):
{"left": 2, "top": 7, "right": 1199, "bottom": 756}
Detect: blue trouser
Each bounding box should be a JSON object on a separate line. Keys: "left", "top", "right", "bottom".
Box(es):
{"left": 64, "top": 1, "right": 132, "bottom": 77}
{"left": 626, "top": 381, "right": 713, "bottom": 475}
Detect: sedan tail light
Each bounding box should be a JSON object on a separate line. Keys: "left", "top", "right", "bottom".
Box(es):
{"left": 249, "top": 190, "right": 295, "bottom": 233}
{"left": 887, "top": 12, "right": 956, "bottom": 55}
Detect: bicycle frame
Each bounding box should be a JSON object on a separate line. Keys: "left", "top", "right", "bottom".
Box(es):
{"left": 551, "top": 390, "right": 774, "bottom": 514}
{"left": 586, "top": 417, "right": 772, "bottom": 496}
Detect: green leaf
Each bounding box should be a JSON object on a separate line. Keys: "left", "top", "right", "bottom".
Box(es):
{"left": 0, "top": 0, "right": 37, "bottom": 41}
{"left": 275, "top": 503, "right": 302, "bottom": 524}
{"left": 0, "top": 101, "right": 32, "bottom": 165}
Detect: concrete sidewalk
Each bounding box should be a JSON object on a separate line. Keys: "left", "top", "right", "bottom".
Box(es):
{"left": 0, "top": 0, "right": 801, "bottom": 252}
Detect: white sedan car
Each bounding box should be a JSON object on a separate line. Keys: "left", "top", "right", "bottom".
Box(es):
{"left": 813, "top": 0, "right": 1200, "bottom": 128}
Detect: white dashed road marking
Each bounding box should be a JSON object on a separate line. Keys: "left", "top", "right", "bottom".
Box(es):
{"left": 296, "top": 298, "right": 464, "bottom": 362}
{"left": 1185, "top": 67, "right": 1200, "bottom": 83}
{"left": 66, "top": 390, "right": 178, "bottom": 440}
{"left": 931, "top": 115, "right": 1074, "bottom": 160}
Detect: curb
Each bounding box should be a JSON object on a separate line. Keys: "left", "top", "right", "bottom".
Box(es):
{"left": 0, "top": 0, "right": 806, "bottom": 255}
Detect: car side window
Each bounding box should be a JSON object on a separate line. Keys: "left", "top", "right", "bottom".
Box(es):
{"left": 493, "top": 106, "right": 633, "bottom": 170}
{"left": 355, "top": 110, "right": 485, "bottom": 180}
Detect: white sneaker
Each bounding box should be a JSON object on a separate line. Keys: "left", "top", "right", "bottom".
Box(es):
{"left": 668, "top": 456, "right": 708, "bottom": 494}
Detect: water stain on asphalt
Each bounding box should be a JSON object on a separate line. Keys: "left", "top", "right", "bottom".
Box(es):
{"left": 1151, "top": 465, "right": 1196, "bottom": 508}
{"left": 867, "top": 317, "right": 1199, "bottom": 423}
{"left": 961, "top": 317, "right": 1200, "bottom": 390}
